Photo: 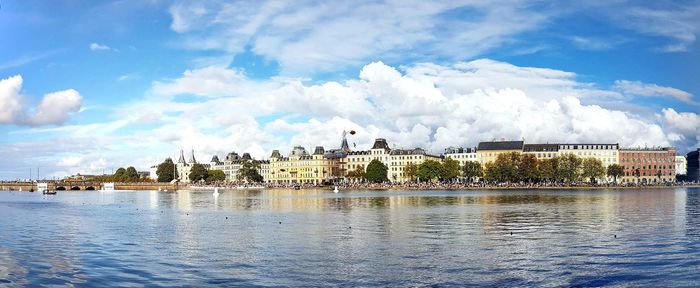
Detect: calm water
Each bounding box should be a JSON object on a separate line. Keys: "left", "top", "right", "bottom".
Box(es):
{"left": 1, "top": 188, "right": 699, "bottom": 287}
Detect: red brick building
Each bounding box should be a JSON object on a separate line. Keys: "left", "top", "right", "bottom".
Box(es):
{"left": 619, "top": 147, "right": 676, "bottom": 184}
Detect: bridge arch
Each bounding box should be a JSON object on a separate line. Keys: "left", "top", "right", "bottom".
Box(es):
{"left": 85, "top": 186, "right": 95, "bottom": 191}
{"left": 56, "top": 186, "right": 66, "bottom": 191}
{"left": 70, "top": 186, "right": 81, "bottom": 190}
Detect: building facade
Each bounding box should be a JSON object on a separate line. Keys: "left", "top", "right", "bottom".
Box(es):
{"left": 476, "top": 141, "right": 524, "bottom": 164}
{"left": 557, "top": 144, "right": 619, "bottom": 168}
{"left": 176, "top": 149, "right": 201, "bottom": 183}
{"left": 345, "top": 138, "right": 441, "bottom": 183}
{"left": 268, "top": 146, "right": 344, "bottom": 184}
{"left": 444, "top": 147, "right": 478, "bottom": 166}
{"left": 522, "top": 144, "right": 559, "bottom": 160}
{"left": 619, "top": 147, "right": 676, "bottom": 184}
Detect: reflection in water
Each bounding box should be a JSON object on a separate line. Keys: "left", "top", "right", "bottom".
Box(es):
{"left": 0, "top": 188, "right": 698, "bottom": 286}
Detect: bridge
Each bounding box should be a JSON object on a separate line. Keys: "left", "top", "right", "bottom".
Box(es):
{"left": 0, "top": 182, "right": 183, "bottom": 191}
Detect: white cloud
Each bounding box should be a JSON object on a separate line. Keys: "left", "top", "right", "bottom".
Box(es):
{"left": 167, "top": 1, "right": 552, "bottom": 74}
{"left": 150, "top": 66, "right": 274, "bottom": 98}
{"left": 0, "top": 75, "right": 25, "bottom": 124}
{"left": 613, "top": 80, "right": 693, "bottom": 103}
{"left": 604, "top": 3, "right": 700, "bottom": 52}
{"left": 28, "top": 89, "right": 82, "bottom": 125}
{"left": 89, "top": 42, "right": 113, "bottom": 51}
{"left": 4, "top": 59, "right": 700, "bottom": 180}
{"left": 0, "top": 75, "right": 83, "bottom": 126}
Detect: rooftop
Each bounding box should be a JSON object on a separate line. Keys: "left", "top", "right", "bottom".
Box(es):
{"left": 477, "top": 141, "right": 524, "bottom": 151}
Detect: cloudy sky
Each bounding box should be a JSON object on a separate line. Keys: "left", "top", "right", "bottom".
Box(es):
{"left": 1, "top": 0, "right": 699, "bottom": 180}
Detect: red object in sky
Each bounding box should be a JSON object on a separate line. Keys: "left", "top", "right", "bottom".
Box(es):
{"left": 349, "top": 130, "right": 356, "bottom": 135}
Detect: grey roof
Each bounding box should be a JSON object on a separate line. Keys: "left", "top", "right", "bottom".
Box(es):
{"left": 210, "top": 155, "right": 221, "bottom": 163}
{"left": 225, "top": 152, "right": 240, "bottom": 161}
{"left": 523, "top": 144, "right": 559, "bottom": 152}
{"left": 371, "top": 138, "right": 390, "bottom": 150}
{"left": 270, "top": 150, "right": 282, "bottom": 158}
{"left": 291, "top": 146, "right": 309, "bottom": 157}
{"left": 390, "top": 148, "right": 426, "bottom": 155}
{"left": 242, "top": 153, "right": 252, "bottom": 160}
{"left": 477, "top": 141, "right": 524, "bottom": 151}
{"left": 444, "top": 147, "right": 476, "bottom": 154}
{"left": 313, "top": 146, "right": 325, "bottom": 155}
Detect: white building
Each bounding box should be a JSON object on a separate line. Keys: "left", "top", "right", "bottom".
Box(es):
{"left": 175, "top": 149, "right": 209, "bottom": 183}
{"left": 444, "top": 147, "right": 478, "bottom": 166}
{"left": 345, "top": 138, "right": 442, "bottom": 183}
{"left": 676, "top": 155, "right": 687, "bottom": 176}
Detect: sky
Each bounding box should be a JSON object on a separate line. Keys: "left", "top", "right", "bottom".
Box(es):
{"left": 1, "top": 0, "right": 699, "bottom": 180}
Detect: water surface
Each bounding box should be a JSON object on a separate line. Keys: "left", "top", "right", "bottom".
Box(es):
{"left": 1, "top": 188, "right": 699, "bottom": 287}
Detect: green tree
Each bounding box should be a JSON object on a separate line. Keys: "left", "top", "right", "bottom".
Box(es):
{"left": 461, "top": 161, "right": 483, "bottom": 182}
{"left": 484, "top": 152, "right": 520, "bottom": 183}
{"left": 581, "top": 158, "right": 606, "bottom": 183}
{"left": 417, "top": 160, "right": 443, "bottom": 182}
{"left": 125, "top": 166, "right": 139, "bottom": 182}
{"left": 606, "top": 164, "right": 624, "bottom": 184}
{"left": 114, "top": 167, "right": 126, "bottom": 181}
{"left": 189, "top": 163, "right": 209, "bottom": 183}
{"left": 518, "top": 154, "right": 539, "bottom": 182}
{"left": 404, "top": 163, "right": 418, "bottom": 182}
{"left": 347, "top": 165, "right": 365, "bottom": 181}
{"left": 237, "top": 160, "right": 263, "bottom": 183}
{"left": 440, "top": 157, "right": 461, "bottom": 181}
{"left": 207, "top": 170, "right": 226, "bottom": 182}
{"left": 538, "top": 157, "right": 560, "bottom": 182}
{"left": 365, "top": 159, "right": 389, "bottom": 183}
{"left": 558, "top": 153, "right": 582, "bottom": 182}
{"left": 156, "top": 159, "right": 177, "bottom": 182}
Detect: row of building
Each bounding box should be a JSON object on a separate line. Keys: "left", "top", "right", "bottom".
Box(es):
{"left": 158, "top": 133, "right": 699, "bottom": 185}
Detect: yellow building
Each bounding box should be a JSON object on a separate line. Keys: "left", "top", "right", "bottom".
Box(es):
{"left": 476, "top": 140, "right": 524, "bottom": 164}
{"left": 268, "top": 146, "right": 343, "bottom": 184}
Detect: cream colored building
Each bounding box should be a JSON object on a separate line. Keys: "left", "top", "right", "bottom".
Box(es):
{"left": 557, "top": 143, "right": 619, "bottom": 168}
{"left": 443, "top": 147, "right": 478, "bottom": 166}
{"left": 268, "top": 146, "right": 344, "bottom": 184}
{"left": 476, "top": 140, "right": 524, "bottom": 164}
{"left": 345, "top": 138, "right": 442, "bottom": 183}
{"left": 522, "top": 144, "right": 559, "bottom": 160}
{"left": 176, "top": 149, "right": 208, "bottom": 183}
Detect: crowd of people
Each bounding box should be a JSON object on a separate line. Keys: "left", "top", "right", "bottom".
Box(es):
{"left": 191, "top": 180, "right": 700, "bottom": 190}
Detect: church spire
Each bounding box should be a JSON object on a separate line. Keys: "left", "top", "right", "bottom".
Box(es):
{"left": 177, "top": 149, "right": 185, "bottom": 163}
{"left": 341, "top": 130, "right": 350, "bottom": 152}
{"left": 188, "top": 148, "right": 197, "bottom": 164}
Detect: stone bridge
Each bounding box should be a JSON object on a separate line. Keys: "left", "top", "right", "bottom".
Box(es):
{"left": 0, "top": 182, "right": 183, "bottom": 191}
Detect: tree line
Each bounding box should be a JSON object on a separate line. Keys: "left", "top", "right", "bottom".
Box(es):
{"left": 349, "top": 153, "right": 626, "bottom": 184}
{"left": 89, "top": 166, "right": 146, "bottom": 182}
{"left": 154, "top": 159, "right": 261, "bottom": 183}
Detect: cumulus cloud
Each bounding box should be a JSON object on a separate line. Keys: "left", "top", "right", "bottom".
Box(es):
{"left": 5, "top": 59, "right": 700, "bottom": 180}
{"left": 0, "top": 75, "right": 83, "bottom": 126}
{"left": 660, "top": 108, "right": 700, "bottom": 148}
{"left": 89, "top": 42, "right": 113, "bottom": 51}
{"left": 28, "top": 89, "right": 82, "bottom": 125}
{"left": 0, "top": 75, "right": 25, "bottom": 124}
{"left": 150, "top": 66, "right": 275, "bottom": 98}
{"left": 613, "top": 80, "right": 693, "bottom": 103}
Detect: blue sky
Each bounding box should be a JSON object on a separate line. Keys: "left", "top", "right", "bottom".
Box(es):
{"left": 1, "top": 0, "right": 699, "bottom": 180}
